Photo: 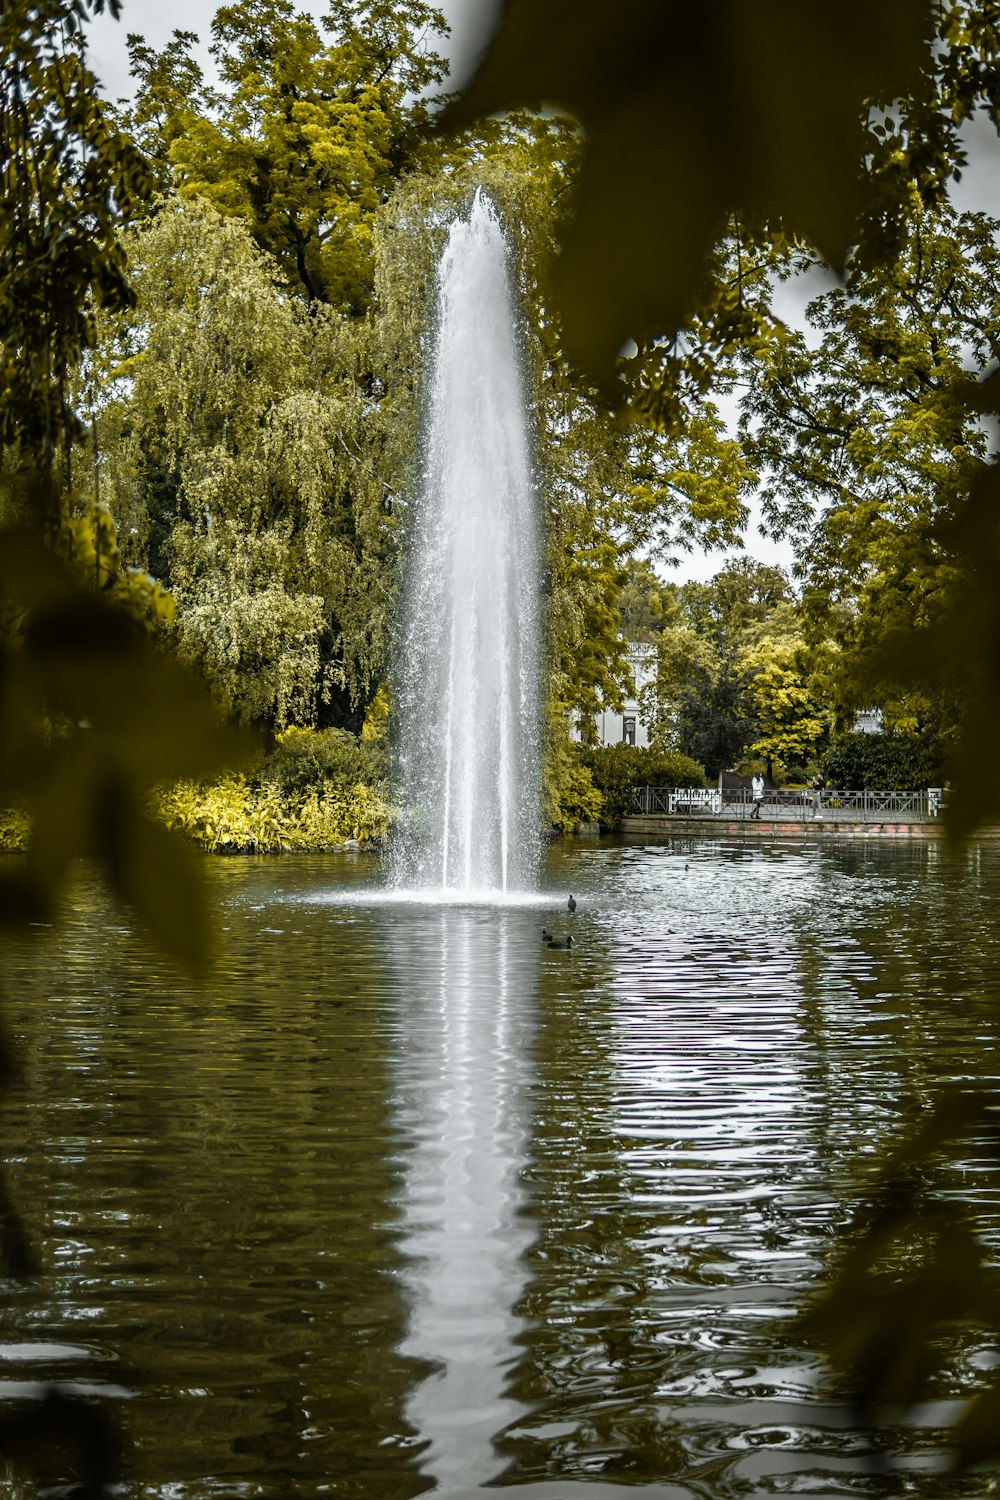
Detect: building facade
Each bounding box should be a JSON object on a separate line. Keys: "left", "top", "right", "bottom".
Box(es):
{"left": 571, "top": 642, "right": 658, "bottom": 748}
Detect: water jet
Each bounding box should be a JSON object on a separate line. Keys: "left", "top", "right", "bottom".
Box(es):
{"left": 392, "top": 192, "right": 542, "bottom": 897}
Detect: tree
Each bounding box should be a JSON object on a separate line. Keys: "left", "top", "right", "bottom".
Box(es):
{"left": 440, "top": 0, "right": 976, "bottom": 383}
{"left": 675, "top": 660, "right": 756, "bottom": 778}
{"left": 635, "top": 564, "right": 833, "bottom": 777}
{"left": 739, "top": 202, "right": 997, "bottom": 732}
{"left": 738, "top": 630, "right": 833, "bottom": 780}
{"left": 617, "top": 557, "right": 674, "bottom": 640}
{"left": 440, "top": 0, "right": 1000, "bottom": 830}
{"left": 98, "top": 198, "right": 392, "bottom": 729}
{"left": 0, "top": 0, "right": 150, "bottom": 513}
{"left": 121, "top": 0, "right": 449, "bottom": 311}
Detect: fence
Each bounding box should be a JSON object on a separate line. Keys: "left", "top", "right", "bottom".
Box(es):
{"left": 630, "top": 786, "right": 944, "bottom": 822}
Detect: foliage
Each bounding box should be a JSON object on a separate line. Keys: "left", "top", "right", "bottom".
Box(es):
{"left": 156, "top": 771, "right": 391, "bottom": 853}
{"left": 157, "top": 725, "right": 390, "bottom": 851}
{"left": 630, "top": 560, "right": 835, "bottom": 778}
{"left": 0, "top": 526, "right": 244, "bottom": 963}
{"left": 443, "top": 0, "right": 947, "bottom": 384}
{"left": 740, "top": 203, "right": 997, "bottom": 736}
{"left": 577, "top": 744, "right": 706, "bottom": 830}
{"left": 0, "top": 0, "right": 152, "bottom": 495}
{"left": 635, "top": 620, "right": 715, "bottom": 752}
{"left": 542, "top": 732, "right": 603, "bottom": 832}
{"left": 618, "top": 557, "right": 676, "bottom": 640}
{"left": 678, "top": 558, "right": 794, "bottom": 649}
{"left": 674, "top": 662, "right": 757, "bottom": 781}
{"left": 266, "top": 726, "right": 387, "bottom": 794}
{"left": 822, "top": 729, "right": 946, "bottom": 789}
{"left": 98, "top": 198, "right": 393, "bottom": 730}
{"left": 739, "top": 630, "right": 834, "bottom": 778}
{"left": 797, "top": 1089, "right": 1000, "bottom": 1472}
{"left": 121, "top": 0, "right": 449, "bottom": 311}
{"left": 0, "top": 805, "right": 29, "bottom": 852}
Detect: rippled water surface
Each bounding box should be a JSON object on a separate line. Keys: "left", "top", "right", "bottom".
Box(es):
{"left": 4, "top": 834, "right": 1000, "bottom": 1499}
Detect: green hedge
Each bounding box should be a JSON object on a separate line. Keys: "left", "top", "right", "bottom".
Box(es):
{"left": 265, "top": 726, "right": 388, "bottom": 795}
{"left": 576, "top": 744, "right": 707, "bottom": 829}
{"left": 821, "top": 731, "right": 945, "bottom": 791}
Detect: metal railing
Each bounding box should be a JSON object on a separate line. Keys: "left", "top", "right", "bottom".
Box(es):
{"left": 630, "top": 786, "right": 944, "bottom": 822}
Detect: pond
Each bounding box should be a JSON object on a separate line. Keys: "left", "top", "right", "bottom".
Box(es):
{"left": 2, "top": 834, "right": 1000, "bottom": 1499}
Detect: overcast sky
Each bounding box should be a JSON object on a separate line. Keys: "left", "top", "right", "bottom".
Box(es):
{"left": 85, "top": 0, "right": 499, "bottom": 100}
{"left": 83, "top": 2, "right": 1000, "bottom": 584}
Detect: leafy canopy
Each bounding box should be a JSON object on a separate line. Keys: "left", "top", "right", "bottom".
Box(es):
{"left": 122, "top": 0, "right": 449, "bottom": 310}
{"left": 443, "top": 0, "right": 940, "bottom": 381}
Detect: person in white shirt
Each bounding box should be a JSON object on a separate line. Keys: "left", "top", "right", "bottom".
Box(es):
{"left": 750, "top": 772, "right": 765, "bottom": 819}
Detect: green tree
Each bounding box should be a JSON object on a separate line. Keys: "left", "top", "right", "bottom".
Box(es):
{"left": 0, "top": 0, "right": 150, "bottom": 512}
{"left": 635, "top": 563, "right": 831, "bottom": 777}
{"left": 122, "top": 0, "right": 449, "bottom": 310}
{"left": 675, "top": 659, "right": 756, "bottom": 779}
{"left": 442, "top": 2, "right": 1000, "bottom": 388}
{"left": 740, "top": 202, "right": 996, "bottom": 733}
{"left": 822, "top": 727, "right": 946, "bottom": 787}
{"left": 738, "top": 631, "right": 833, "bottom": 780}
{"left": 98, "top": 198, "right": 391, "bottom": 729}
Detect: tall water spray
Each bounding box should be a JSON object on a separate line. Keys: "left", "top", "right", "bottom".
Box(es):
{"left": 393, "top": 192, "right": 541, "bottom": 894}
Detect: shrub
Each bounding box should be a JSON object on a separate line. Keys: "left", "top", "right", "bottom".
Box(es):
{"left": 265, "top": 726, "right": 388, "bottom": 795}
{"left": 544, "top": 737, "right": 604, "bottom": 832}
{"left": 154, "top": 726, "right": 393, "bottom": 852}
{"left": 577, "top": 744, "right": 706, "bottom": 829}
{"left": 822, "top": 731, "right": 945, "bottom": 791}
{"left": 0, "top": 807, "right": 28, "bottom": 852}
{"left": 155, "top": 773, "right": 393, "bottom": 853}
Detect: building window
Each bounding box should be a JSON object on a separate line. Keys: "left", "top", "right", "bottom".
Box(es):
{"left": 623, "top": 715, "right": 636, "bottom": 746}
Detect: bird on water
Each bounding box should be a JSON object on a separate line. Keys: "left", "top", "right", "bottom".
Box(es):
{"left": 542, "top": 928, "right": 553, "bottom": 942}
{"left": 568, "top": 894, "right": 577, "bottom": 913}
{"left": 547, "top": 934, "right": 574, "bottom": 950}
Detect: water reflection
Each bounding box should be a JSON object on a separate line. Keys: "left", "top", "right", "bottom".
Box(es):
{"left": 382, "top": 907, "right": 538, "bottom": 1488}
{"left": 4, "top": 843, "right": 1000, "bottom": 1498}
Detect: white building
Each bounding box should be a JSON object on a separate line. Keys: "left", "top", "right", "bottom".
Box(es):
{"left": 571, "top": 641, "right": 658, "bottom": 748}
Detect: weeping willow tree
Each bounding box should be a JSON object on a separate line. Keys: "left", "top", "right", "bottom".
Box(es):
{"left": 96, "top": 197, "right": 394, "bottom": 731}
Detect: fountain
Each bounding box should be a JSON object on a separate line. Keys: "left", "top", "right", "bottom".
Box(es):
{"left": 392, "top": 191, "right": 542, "bottom": 896}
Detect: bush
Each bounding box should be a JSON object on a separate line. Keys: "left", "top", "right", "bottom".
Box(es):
{"left": 155, "top": 727, "right": 393, "bottom": 852}
{"left": 156, "top": 772, "right": 393, "bottom": 853}
{"left": 577, "top": 744, "right": 706, "bottom": 829}
{"left": 0, "top": 807, "right": 28, "bottom": 852}
{"left": 822, "top": 731, "right": 945, "bottom": 791}
{"left": 544, "top": 737, "right": 604, "bottom": 832}
{"left": 264, "top": 727, "right": 388, "bottom": 795}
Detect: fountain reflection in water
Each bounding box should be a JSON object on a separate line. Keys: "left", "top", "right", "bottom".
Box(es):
{"left": 392, "top": 191, "right": 541, "bottom": 896}
{"left": 385, "top": 910, "right": 538, "bottom": 1490}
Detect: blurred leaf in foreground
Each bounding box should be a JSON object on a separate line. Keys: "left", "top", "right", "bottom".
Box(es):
{"left": 443, "top": 0, "right": 934, "bottom": 382}
{"left": 797, "top": 1087, "right": 1000, "bottom": 1466}
{"left": 0, "top": 524, "right": 247, "bottom": 971}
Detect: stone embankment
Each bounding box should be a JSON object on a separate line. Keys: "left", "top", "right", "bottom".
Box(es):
{"left": 622, "top": 814, "right": 993, "bottom": 838}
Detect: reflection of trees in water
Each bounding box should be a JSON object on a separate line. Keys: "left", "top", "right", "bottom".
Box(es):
{"left": 2, "top": 866, "right": 423, "bottom": 1498}
{"left": 794, "top": 840, "right": 1000, "bottom": 1141}
{"left": 501, "top": 842, "right": 1000, "bottom": 1490}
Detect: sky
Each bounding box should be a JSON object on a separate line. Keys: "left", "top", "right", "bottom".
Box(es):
{"left": 85, "top": 0, "right": 498, "bottom": 100}
{"left": 84, "top": 1, "right": 1000, "bottom": 585}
